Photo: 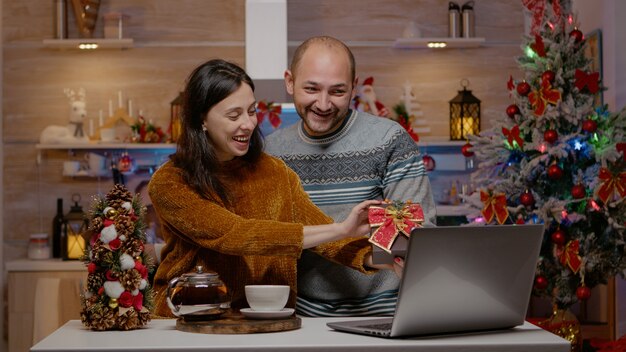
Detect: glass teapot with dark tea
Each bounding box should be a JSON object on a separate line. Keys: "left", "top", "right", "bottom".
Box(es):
{"left": 166, "top": 265, "right": 230, "bottom": 320}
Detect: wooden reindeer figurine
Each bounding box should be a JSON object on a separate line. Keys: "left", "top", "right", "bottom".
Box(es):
{"left": 39, "top": 88, "right": 90, "bottom": 144}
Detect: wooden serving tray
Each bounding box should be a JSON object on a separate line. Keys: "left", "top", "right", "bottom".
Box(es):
{"left": 175, "top": 313, "right": 301, "bottom": 334}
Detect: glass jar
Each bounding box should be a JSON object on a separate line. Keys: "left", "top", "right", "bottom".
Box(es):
{"left": 28, "top": 233, "right": 51, "bottom": 260}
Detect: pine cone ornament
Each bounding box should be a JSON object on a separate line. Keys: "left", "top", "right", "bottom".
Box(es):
{"left": 89, "top": 307, "right": 117, "bottom": 331}
{"left": 115, "top": 214, "right": 135, "bottom": 237}
{"left": 87, "top": 272, "right": 105, "bottom": 293}
{"left": 123, "top": 238, "right": 144, "bottom": 257}
{"left": 90, "top": 216, "right": 104, "bottom": 233}
{"left": 120, "top": 269, "right": 142, "bottom": 292}
{"left": 106, "top": 184, "right": 133, "bottom": 203}
{"left": 116, "top": 309, "right": 139, "bottom": 331}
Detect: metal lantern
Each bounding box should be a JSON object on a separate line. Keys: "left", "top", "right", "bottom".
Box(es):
{"left": 169, "top": 92, "right": 183, "bottom": 142}
{"left": 62, "top": 194, "right": 89, "bottom": 260}
{"left": 449, "top": 79, "right": 481, "bottom": 140}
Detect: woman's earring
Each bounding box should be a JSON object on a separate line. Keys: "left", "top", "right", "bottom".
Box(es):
{"left": 202, "top": 125, "right": 207, "bottom": 131}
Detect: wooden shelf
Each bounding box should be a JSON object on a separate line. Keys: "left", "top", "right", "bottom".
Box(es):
{"left": 42, "top": 38, "right": 134, "bottom": 50}
{"left": 393, "top": 37, "right": 485, "bottom": 49}
{"left": 36, "top": 143, "right": 175, "bottom": 150}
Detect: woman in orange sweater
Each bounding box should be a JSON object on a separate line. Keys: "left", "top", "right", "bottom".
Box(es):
{"left": 149, "top": 59, "right": 380, "bottom": 317}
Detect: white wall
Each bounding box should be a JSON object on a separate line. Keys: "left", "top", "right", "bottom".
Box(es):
{"left": 573, "top": 0, "right": 626, "bottom": 338}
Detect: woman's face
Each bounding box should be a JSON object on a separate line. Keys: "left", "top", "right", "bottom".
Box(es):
{"left": 203, "top": 83, "right": 257, "bottom": 162}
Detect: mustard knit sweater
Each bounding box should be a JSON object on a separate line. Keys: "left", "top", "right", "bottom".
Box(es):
{"left": 148, "top": 153, "right": 373, "bottom": 317}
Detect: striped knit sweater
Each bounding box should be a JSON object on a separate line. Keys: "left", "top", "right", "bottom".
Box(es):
{"left": 265, "top": 110, "right": 436, "bottom": 317}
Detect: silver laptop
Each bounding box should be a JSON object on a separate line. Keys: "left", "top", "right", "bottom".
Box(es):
{"left": 327, "top": 224, "right": 543, "bottom": 338}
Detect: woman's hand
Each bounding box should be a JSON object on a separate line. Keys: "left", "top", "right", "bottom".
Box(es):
{"left": 338, "top": 199, "right": 382, "bottom": 239}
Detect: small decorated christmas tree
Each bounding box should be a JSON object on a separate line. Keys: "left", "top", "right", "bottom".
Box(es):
{"left": 467, "top": 0, "right": 626, "bottom": 313}
{"left": 80, "top": 184, "right": 155, "bottom": 330}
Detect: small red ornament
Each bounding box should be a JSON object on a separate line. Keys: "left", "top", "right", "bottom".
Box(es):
{"left": 548, "top": 164, "right": 563, "bottom": 180}
{"left": 571, "top": 184, "right": 586, "bottom": 199}
{"left": 534, "top": 276, "right": 548, "bottom": 290}
{"left": 542, "top": 70, "right": 556, "bottom": 84}
{"left": 506, "top": 104, "right": 520, "bottom": 119}
{"left": 582, "top": 119, "right": 598, "bottom": 133}
{"left": 576, "top": 286, "right": 591, "bottom": 300}
{"left": 617, "top": 142, "right": 626, "bottom": 156}
{"left": 543, "top": 129, "right": 558, "bottom": 144}
{"left": 422, "top": 154, "right": 436, "bottom": 172}
{"left": 520, "top": 191, "right": 535, "bottom": 207}
{"left": 517, "top": 81, "right": 531, "bottom": 96}
{"left": 516, "top": 216, "right": 525, "bottom": 224}
{"left": 551, "top": 229, "right": 566, "bottom": 245}
{"left": 461, "top": 143, "right": 474, "bottom": 157}
{"left": 569, "top": 28, "right": 583, "bottom": 43}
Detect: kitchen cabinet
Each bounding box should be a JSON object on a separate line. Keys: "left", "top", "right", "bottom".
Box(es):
{"left": 7, "top": 259, "right": 86, "bottom": 352}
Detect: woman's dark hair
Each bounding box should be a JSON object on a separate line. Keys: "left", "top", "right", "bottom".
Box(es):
{"left": 172, "top": 59, "right": 263, "bottom": 205}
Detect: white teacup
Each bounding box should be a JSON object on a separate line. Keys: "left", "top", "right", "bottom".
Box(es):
{"left": 85, "top": 152, "right": 108, "bottom": 176}
{"left": 245, "top": 285, "right": 289, "bottom": 311}
{"left": 63, "top": 161, "right": 80, "bottom": 176}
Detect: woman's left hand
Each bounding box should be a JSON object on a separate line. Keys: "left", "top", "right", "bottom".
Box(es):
{"left": 338, "top": 199, "right": 381, "bottom": 239}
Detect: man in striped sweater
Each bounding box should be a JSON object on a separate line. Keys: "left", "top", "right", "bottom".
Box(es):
{"left": 265, "top": 36, "right": 436, "bottom": 317}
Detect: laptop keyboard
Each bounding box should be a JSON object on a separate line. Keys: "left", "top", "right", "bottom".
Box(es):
{"left": 362, "top": 323, "right": 392, "bottom": 331}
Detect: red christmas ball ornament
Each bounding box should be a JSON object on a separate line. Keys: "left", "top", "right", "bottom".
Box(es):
{"left": 506, "top": 104, "right": 520, "bottom": 119}
{"left": 599, "top": 167, "right": 611, "bottom": 180}
{"left": 534, "top": 276, "right": 548, "bottom": 290}
{"left": 542, "top": 70, "right": 556, "bottom": 84}
{"left": 617, "top": 142, "right": 626, "bottom": 156}
{"left": 516, "top": 81, "right": 531, "bottom": 96}
{"left": 461, "top": 143, "right": 474, "bottom": 157}
{"left": 422, "top": 154, "right": 436, "bottom": 172}
{"left": 582, "top": 119, "right": 598, "bottom": 133}
{"left": 576, "top": 286, "right": 591, "bottom": 301}
{"left": 547, "top": 164, "right": 563, "bottom": 180}
{"left": 571, "top": 184, "right": 586, "bottom": 199}
{"left": 520, "top": 191, "right": 535, "bottom": 207}
{"left": 569, "top": 28, "right": 583, "bottom": 43}
{"left": 543, "top": 129, "right": 558, "bottom": 144}
{"left": 551, "top": 229, "right": 566, "bottom": 245}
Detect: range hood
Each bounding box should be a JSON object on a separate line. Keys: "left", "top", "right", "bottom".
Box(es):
{"left": 245, "top": 0, "right": 291, "bottom": 103}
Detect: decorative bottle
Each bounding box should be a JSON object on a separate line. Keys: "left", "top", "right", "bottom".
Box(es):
{"left": 52, "top": 198, "right": 64, "bottom": 258}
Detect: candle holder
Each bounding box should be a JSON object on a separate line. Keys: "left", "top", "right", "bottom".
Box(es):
{"left": 449, "top": 79, "right": 481, "bottom": 140}
{"left": 62, "top": 194, "right": 89, "bottom": 260}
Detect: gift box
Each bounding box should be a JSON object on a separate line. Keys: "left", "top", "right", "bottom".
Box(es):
{"left": 368, "top": 201, "right": 424, "bottom": 265}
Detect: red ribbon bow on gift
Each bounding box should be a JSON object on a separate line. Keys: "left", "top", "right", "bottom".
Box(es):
{"left": 480, "top": 190, "right": 509, "bottom": 225}
{"left": 559, "top": 240, "right": 582, "bottom": 273}
{"left": 256, "top": 101, "right": 282, "bottom": 128}
{"left": 368, "top": 202, "right": 424, "bottom": 253}
{"left": 529, "top": 79, "right": 561, "bottom": 116}
{"left": 522, "top": 0, "right": 562, "bottom": 35}
{"left": 574, "top": 69, "right": 600, "bottom": 94}
{"left": 502, "top": 125, "right": 524, "bottom": 149}
{"left": 597, "top": 167, "right": 626, "bottom": 204}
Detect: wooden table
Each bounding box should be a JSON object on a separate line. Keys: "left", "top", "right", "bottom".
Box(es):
{"left": 31, "top": 318, "right": 570, "bottom": 352}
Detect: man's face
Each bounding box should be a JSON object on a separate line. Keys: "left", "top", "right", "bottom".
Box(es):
{"left": 285, "top": 45, "right": 357, "bottom": 137}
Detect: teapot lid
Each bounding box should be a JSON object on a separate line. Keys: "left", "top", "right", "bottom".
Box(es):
{"left": 181, "top": 266, "right": 221, "bottom": 283}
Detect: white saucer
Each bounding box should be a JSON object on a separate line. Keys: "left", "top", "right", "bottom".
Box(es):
{"left": 240, "top": 308, "right": 294, "bottom": 319}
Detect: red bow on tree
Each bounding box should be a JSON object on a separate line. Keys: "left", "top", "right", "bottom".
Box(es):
{"left": 502, "top": 125, "right": 524, "bottom": 149}
{"left": 574, "top": 69, "right": 600, "bottom": 94}
{"left": 507, "top": 75, "right": 515, "bottom": 96}
{"left": 480, "top": 190, "right": 509, "bottom": 225}
{"left": 531, "top": 34, "right": 546, "bottom": 57}
{"left": 522, "top": 0, "right": 562, "bottom": 35}
{"left": 559, "top": 240, "right": 582, "bottom": 273}
{"left": 256, "top": 101, "right": 282, "bottom": 128}
{"left": 529, "top": 79, "right": 561, "bottom": 116}
{"left": 368, "top": 202, "right": 424, "bottom": 253}
{"left": 596, "top": 167, "right": 626, "bottom": 204}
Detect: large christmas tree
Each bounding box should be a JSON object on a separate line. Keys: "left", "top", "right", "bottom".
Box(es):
{"left": 467, "top": 0, "right": 626, "bottom": 309}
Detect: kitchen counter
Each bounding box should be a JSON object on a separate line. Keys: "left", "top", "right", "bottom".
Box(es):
{"left": 31, "top": 318, "right": 570, "bottom": 352}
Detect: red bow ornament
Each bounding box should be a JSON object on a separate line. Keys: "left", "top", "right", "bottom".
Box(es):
{"left": 531, "top": 34, "right": 546, "bottom": 57}
{"left": 480, "top": 190, "right": 509, "bottom": 225}
{"left": 522, "top": 0, "right": 562, "bottom": 35}
{"left": 559, "top": 240, "right": 582, "bottom": 273}
{"left": 596, "top": 167, "right": 626, "bottom": 204}
{"left": 368, "top": 202, "right": 424, "bottom": 253}
{"left": 574, "top": 69, "right": 600, "bottom": 94}
{"left": 256, "top": 101, "right": 282, "bottom": 128}
{"left": 502, "top": 125, "right": 525, "bottom": 149}
{"left": 529, "top": 79, "right": 561, "bottom": 116}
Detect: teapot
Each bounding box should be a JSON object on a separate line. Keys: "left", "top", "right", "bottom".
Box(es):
{"left": 166, "top": 266, "right": 231, "bottom": 320}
